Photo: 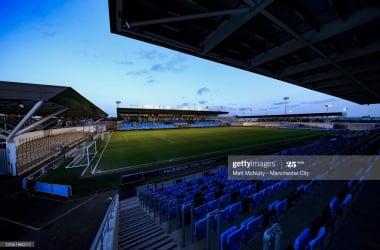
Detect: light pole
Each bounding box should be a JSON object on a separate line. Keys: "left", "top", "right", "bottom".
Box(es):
{"left": 116, "top": 100, "right": 121, "bottom": 108}
{"left": 343, "top": 108, "right": 348, "bottom": 117}
{"left": 283, "top": 97, "right": 289, "bottom": 115}
{"left": 324, "top": 104, "right": 332, "bottom": 123}
{"left": 324, "top": 104, "right": 331, "bottom": 113}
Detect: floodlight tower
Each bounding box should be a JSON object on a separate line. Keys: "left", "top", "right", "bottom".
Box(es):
{"left": 324, "top": 104, "right": 332, "bottom": 113}
{"left": 116, "top": 100, "right": 121, "bottom": 108}
{"left": 324, "top": 104, "right": 332, "bottom": 123}
{"left": 283, "top": 97, "right": 289, "bottom": 115}
{"left": 343, "top": 108, "right": 348, "bottom": 117}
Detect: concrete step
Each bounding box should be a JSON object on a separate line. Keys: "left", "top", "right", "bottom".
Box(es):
{"left": 118, "top": 196, "right": 179, "bottom": 250}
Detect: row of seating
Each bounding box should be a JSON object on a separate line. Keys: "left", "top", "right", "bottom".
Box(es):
{"left": 194, "top": 179, "right": 293, "bottom": 243}
{"left": 119, "top": 121, "right": 220, "bottom": 130}
{"left": 293, "top": 179, "right": 361, "bottom": 250}
{"left": 279, "top": 131, "right": 370, "bottom": 156}
{"left": 16, "top": 132, "right": 90, "bottom": 174}
{"left": 219, "top": 180, "right": 319, "bottom": 250}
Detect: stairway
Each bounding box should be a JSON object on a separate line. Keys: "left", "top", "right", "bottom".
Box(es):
{"left": 118, "top": 197, "right": 179, "bottom": 250}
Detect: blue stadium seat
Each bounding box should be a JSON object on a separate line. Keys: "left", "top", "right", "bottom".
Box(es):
{"left": 297, "top": 184, "right": 305, "bottom": 201}
{"left": 218, "top": 207, "right": 229, "bottom": 227}
{"left": 239, "top": 185, "right": 251, "bottom": 201}
{"left": 226, "top": 226, "right": 243, "bottom": 250}
{"left": 308, "top": 226, "right": 326, "bottom": 250}
{"left": 340, "top": 193, "right": 353, "bottom": 219}
{"left": 294, "top": 227, "right": 311, "bottom": 250}
{"left": 347, "top": 180, "right": 355, "bottom": 192}
{"left": 194, "top": 217, "right": 208, "bottom": 240}
{"left": 249, "top": 183, "right": 257, "bottom": 194}
{"left": 194, "top": 203, "right": 208, "bottom": 220}
{"left": 251, "top": 214, "right": 264, "bottom": 231}
{"left": 304, "top": 181, "right": 313, "bottom": 195}
{"left": 261, "top": 188, "right": 269, "bottom": 201}
{"left": 228, "top": 201, "right": 242, "bottom": 221}
{"left": 204, "top": 193, "right": 214, "bottom": 203}
{"left": 219, "top": 194, "right": 231, "bottom": 208}
{"left": 268, "top": 200, "right": 279, "bottom": 211}
{"left": 271, "top": 182, "right": 280, "bottom": 194}
{"left": 341, "top": 193, "right": 352, "bottom": 210}
{"left": 241, "top": 215, "right": 263, "bottom": 244}
{"left": 208, "top": 199, "right": 219, "bottom": 212}
{"left": 250, "top": 191, "right": 264, "bottom": 208}
{"left": 329, "top": 196, "right": 340, "bottom": 218}
{"left": 221, "top": 226, "right": 239, "bottom": 250}
{"left": 240, "top": 216, "right": 254, "bottom": 243}
{"left": 275, "top": 198, "right": 288, "bottom": 219}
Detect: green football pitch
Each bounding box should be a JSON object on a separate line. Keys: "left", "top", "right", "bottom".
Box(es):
{"left": 94, "top": 127, "right": 328, "bottom": 173}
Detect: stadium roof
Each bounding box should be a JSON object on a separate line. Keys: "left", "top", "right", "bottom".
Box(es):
{"left": 109, "top": 0, "right": 380, "bottom": 105}
{"left": 0, "top": 81, "right": 107, "bottom": 119}
{"left": 117, "top": 107, "right": 228, "bottom": 116}
{"left": 237, "top": 112, "right": 343, "bottom": 119}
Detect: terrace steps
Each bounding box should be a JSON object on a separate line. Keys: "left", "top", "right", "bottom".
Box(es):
{"left": 119, "top": 197, "right": 179, "bottom": 250}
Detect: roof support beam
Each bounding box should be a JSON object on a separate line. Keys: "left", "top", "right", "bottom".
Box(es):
{"left": 201, "top": 0, "right": 274, "bottom": 54}
{"left": 128, "top": 8, "right": 250, "bottom": 28}
{"left": 255, "top": 8, "right": 380, "bottom": 102}
{"left": 6, "top": 100, "right": 44, "bottom": 142}
{"left": 15, "top": 107, "right": 68, "bottom": 136}
{"left": 299, "top": 62, "right": 380, "bottom": 84}
{"left": 280, "top": 41, "right": 380, "bottom": 77}
{"left": 249, "top": 7, "right": 380, "bottom": 68}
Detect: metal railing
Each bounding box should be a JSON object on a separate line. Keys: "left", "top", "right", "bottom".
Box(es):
{"left": 90, "top": 192, "right": 119, "bottom": 250}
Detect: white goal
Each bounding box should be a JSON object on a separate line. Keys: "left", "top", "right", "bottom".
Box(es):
{"left": 65, "top": 140, "right": 97, "bottom": 169}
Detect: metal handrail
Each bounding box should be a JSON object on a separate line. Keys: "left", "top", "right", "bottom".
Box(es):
{"left": 90, "top": 192, "right": 119, "bottom": 250}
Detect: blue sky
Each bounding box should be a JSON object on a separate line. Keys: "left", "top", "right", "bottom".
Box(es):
{"left": 1, "top": 0, "right": 379, "bottom": 118}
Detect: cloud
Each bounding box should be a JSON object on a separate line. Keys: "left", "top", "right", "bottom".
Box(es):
{"left": 137, "top": 50, "right": 167, "bottom": 60}
{"left": 197, "top": 87, "right": 210, "bottom": 96}
{"left": 181, "top": 102, "right": 190, "bottom": 107}
{"left": 146, "top": 79, "right": 158, "bottom": 84}
{"left": 126, "top": 70, "right": 149, "bottom": 76}
{"left": 150, "top": 58, "right": 188, "bottom": 72}
{"left": 198, "top": 100, "right": 207, "bottom": 105}
{"left": 150, "top": 64, "right": 165, "bottom": 71}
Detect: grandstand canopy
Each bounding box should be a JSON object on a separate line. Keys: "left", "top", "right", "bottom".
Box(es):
{"left": 237, "top": 112, "right": 343, "bottom": 119}
{"left": 117, "top": 107, "right": 227, "bottom": 120}
{"left": 0, "top": 81, "right": 107, "bottom": 119}
{"left": 109, "top": 0, "right": 380, "bottom": 105}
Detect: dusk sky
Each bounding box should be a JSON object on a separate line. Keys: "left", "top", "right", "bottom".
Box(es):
{"left": 1, "top": 0, "right": 379, "bottom": 117}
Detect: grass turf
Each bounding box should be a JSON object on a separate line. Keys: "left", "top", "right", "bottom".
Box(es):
{"left": 96, "top": 127, "right": 328, "bottom": 172}
{"left": 39, "top": 127, "right": 328, "bottom": 195}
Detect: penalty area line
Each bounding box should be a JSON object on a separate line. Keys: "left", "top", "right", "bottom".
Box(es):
{"left": 81, "top": 132, "right": 112, "bottom": 176}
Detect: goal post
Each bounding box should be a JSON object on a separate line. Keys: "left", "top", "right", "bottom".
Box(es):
{"left": 65, "top": 140, "right": 97, "bottom": 169}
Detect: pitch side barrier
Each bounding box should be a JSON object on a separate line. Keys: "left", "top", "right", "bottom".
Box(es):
{"left": 121, "top": 157, "right": 225, "bottom": 185}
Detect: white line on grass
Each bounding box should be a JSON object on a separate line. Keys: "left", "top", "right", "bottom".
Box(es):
{"left": 81, "top": 132, "right": 113, "bottom": 176}
{"left": 91, "top": 133, "right": 322, "bottom": 175}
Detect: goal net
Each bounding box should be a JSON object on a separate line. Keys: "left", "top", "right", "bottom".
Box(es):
{"left": 65, "top": 140, "right": 97, "bottom": 169}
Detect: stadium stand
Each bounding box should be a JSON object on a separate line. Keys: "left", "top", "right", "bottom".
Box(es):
{"left": 119, "top": 120, "right": 220, "bottom": 130}
{"left": 16, "top": 131, "right": 92, "bottom": 175}
{"left": 127, "top": 130, "right": 379, "bottom": 249}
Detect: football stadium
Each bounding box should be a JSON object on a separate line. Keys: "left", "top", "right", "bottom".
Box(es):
{"left": 1, "top": 0, "right": 380, "bottom": 250}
